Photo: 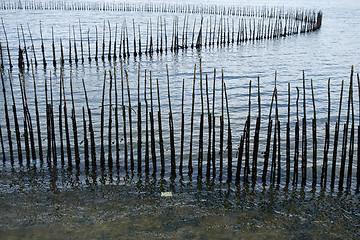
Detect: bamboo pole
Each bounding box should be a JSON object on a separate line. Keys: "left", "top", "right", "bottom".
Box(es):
{"left": 100, "top": 70, "right": 106, "bottom": 170}
{"left": 70, "top": 72, "right": 80, "bottom": 168}
{"left": 137, "top": 64, "right": 141, "bottom": 173}
{"left": 0, "top": 69, "right": 14, "bottom": 165}
{"left": 8, "top": 71, "right": 22, "bottom": 165}
{"left": 108, "top": 70, "right": 113, "bottom": 170}
{"left": 224, "top": 82, "right": 232, "bottom": 182}
{"left": 311, "top": 79, "right": 317, "bottom": 187}
{"left": 321, "top": 78, "right": 331, "bottom": 188}
{"left": 82, "top": 79, "right": 96, "bottom": 169}
{"left": 144, "top": 69, "right": 149, "bottom": 174}
{"left": 62, "top": 73, "right": 71, "bottom": 169}
{"left": 125, "top": 70, "right": 134, "bottom": 172}
{"left": 1, "top": 18, "right": 13, "bottom": 68}
{"left": 149, "top": 71, "right": 156, "bottom": 174}
{"left": 189, "top": 64, "right": 196, "bottom": 175}
{"left": 157, "top": 78, "right": 165, "bottom": 176}
{"left": 331, "top": 80, "right": 344, "bottom": 190}
{"left": 121, "top": 60, "right": 128, "bottom": 172}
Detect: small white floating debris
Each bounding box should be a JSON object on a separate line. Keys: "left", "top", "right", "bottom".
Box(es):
{"left": 161, "top": 192, "right": 173, "bottom": 197}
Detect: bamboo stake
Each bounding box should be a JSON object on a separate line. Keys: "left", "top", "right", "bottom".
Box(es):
{"left": 68, "top": 25, "right": 72, "bottom": 64}
{"left": 19, "top": 73, "right": 30, "bottom": 166}
{"left": 339, "top": 67, "right": 353, "bottom": 191}
{"left": 301, "top": 71, "right": 307, "bottom": 187}
{"left": 212, "top": 69, "right": 216, "bottom": 178}
{"left": 0, "top": 70, "right": 14, "bottom": 165}
{"left": 51, "top": 27, "right": 56, "bottom": 67}
{"left": 0, "top": 125, "right": 5, "bottom": 163}
{"left": 126, "top": 70, "right": 134, "bottom": 172}
{"left": 79, "top": 20, "right": 84, "bottom": 63}
{"left": 137, "top": 64, "right": 141, "bottom": 173}
{"left": 8, "top": 71, "right": 22, "bottom": 165}
{"left": 321, "top": 78, "right": 331, "bottom": 188}
{"left": 73, "top": 25, "right": 78, "bottom": 64}
{"left": 62, "top": 73, "right": 71, "bottom": 169}
{"left": 88, "top": 29, "right": 91, "bottom": 62}
{"left": 27, "top": 23, "right": 37, "bottom": 66}
{"left": 107, "top": 21, "right": 111, "bottom": 61}
{"left": 286, "top": 83, "right": 290, "bottom": 186}
{"left": 311, "top": 79, "right": 317, "bottom": 187}
{"left": 49, "top": 73, "right": 56, "bottom": 166}
{"left": 157, "top": 78, "right": 165, "bottom": 176}
{"left": 331, "top": 80, "right": 344, "bottom": 190}
{"left": 121, "top": 60, "right": 128, "bottom": 172}
{"left": 83, "top": 107, "right": 89, "bottom": 169}
{"left": 1, "top": 18, "right": 13, "bottom": 68}
{"left": 206, "top": 74, "right": 212, "bottom": 179}
{"left": 70, "top": 72, "right": 80, "bottom": 168}
{"left": 39, "top": 21, "right": 46, "bottom": 67}
{"left": 20, "top": 25, "right": 29, "bottom": 68}
{"left": 224, "top": 82, "right": 232, "bottom": 182}
{"left": 189, "top": 64, "right": 196, "bottom": 175}
{"left": 82, "top": 79, "right": 96, "bottom": 169}
{"left": 59, "top": 68, "right": 64, "bottom": 166}
{"left": 144, "top": 69, "right": 149, "bottom": 174}
{"left": 252, "top": 76, "right": 261, "bottom": 184}
{"left": 100, "top": 70, "right": 106, "bottom": 169}
{"left": 149, "top": 71, "right": 156, "bottom": 174}
{"left": 180, "top": 78, "right": 185, "bottom": 176}
{"left": 108, "top": 70, "right": 113, "bottom": 170}
{"left": 198, "top": 61, "right": 204, "bottom": 178}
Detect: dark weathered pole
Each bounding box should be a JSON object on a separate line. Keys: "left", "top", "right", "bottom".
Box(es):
{"left": 137, "top": 64, "right": 141, "bottom": 173}
{"left": 311, "top": 79, "right": 317, "bottom": 188}
{"left": 62, "top": 73, "right": 71, "bottom": 169}
{"left": 20, "top": 25, "right": 29, "bottom": 68}
{"left": 83, "top": 107, "right": 89, "bottom": 169}
{"left": 0, "top": 125, "right": 5, "bottom": 162}
{"left": 198, "top": 61, "right": 204, "bottom": 179}
{"left": 331, "top": 80, "right": 344, "bottom": 190}
{"left": 206, "top": 74, "right": 212, "bottom": 179}
{"left": 149, "top": 71, "right": 156, "bottom": 174}
{"left": 27, "top": 23, "right": 37, "bottom": 66}
{"left": 321, "top": 78, "right": 331, "bottom": 188}
{"left": 108, "top": 71, "right": 113, "bottom": 170}
{"left": 100, "top": 71, "right": 106, "bottom": 169}
{"left": 251, "top": 76, "right": 261, "bottom": 184}
{"left": 157, "top": 78, "right": 165, "bottom": 176}
{"left": 121, "top": 61, "right": 128, "bottom": 172}
{"left": 1, "top": 18, "right": 13, "bottom": 68}
{"left": 224, "top": 82, "right": 232, "bottom": 182}
{"left": 70, "top": 73, "right": 80, "bottom": 168}
{"left": 82, "top": 79, "right": 96, "bottom": 169}
{"left": 285, "top": 83, "right": 291, "bottom": 186}
{"left": 301, "top": 71, "right": 307, "bottom": 187}
{"left": 39, "top": 21, "right": 47, "bottom": 67}
{"left": 125, "top": 70, "right": 134, "bottom": 172}
{"left": 144, "top": 70, "right": 149, "bottom": 174}
{"left": 180, "top": 78, "right": 185, "bottom": 175}
{"left": 189, "top": 64, "right": 196, "bottom": 175}
{"left": 0, "top": 70, "right": 14, "bottom": 165}
{"left": 8, "top": 71, "right": 22, "bottom": 165}
{"left": 212, "top": 69, "right": 216, "bottom": 178}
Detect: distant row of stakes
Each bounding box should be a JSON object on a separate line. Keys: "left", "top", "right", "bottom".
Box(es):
{"left": 0, "top": 3, "right": 322, "bottom": 70}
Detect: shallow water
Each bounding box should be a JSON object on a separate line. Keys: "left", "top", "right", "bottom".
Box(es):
{"left": 1, "top": 0, "right": 360, "bottom": 238}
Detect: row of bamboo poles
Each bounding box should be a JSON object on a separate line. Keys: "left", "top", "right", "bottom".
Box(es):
{"left": 0, "top": 62, "right": 359, "bottom": 193}
{"left": 0, "top": 9, "right": 322, "bottom": 70}
{"left": 2, "top": 0, "right": 320, "bottom": 20}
